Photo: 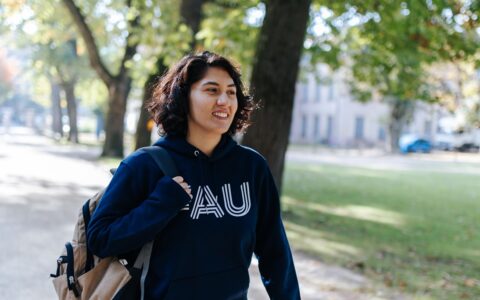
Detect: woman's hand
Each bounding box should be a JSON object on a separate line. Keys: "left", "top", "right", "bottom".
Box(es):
{"left": 172, "top": 176, "right": 193, "bottom": 199}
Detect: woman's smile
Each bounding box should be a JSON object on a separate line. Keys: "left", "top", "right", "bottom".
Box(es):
{"left": 187, "top": 67, "right": 238, "bottom": 138}
{"left": 212, "top": 110, "right": 230, "bottom": 120}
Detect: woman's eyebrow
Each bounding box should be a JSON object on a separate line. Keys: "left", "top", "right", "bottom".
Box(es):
{"left": 201, "top": 81, "right": 236, "bottom": 87}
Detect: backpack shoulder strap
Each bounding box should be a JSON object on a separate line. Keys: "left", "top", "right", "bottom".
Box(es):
{"left": 134, "top": 145, "right": 179, "bottom": 300}
{"left": 141, "top": 146, "right": 178, "bottom": 178}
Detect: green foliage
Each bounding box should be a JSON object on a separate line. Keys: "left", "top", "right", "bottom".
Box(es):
{"left": 197, "top": 0, "right": 262, "bottom": 82}
{"left": 0, "top": 81, "right": 13, "bottom": 104}
{"left": 3, "top": 0, "right": 94, "bottom": 88}
{"left": 467, "top": 102, "right": 480, "bottom": 128}
{"left": 324, "top": 0, "right": 479, "bottom": 104}
{"left": 127, "top": 0, "right": 188, "bottom": 88}
{"left": 0, "top": 50, "right": 15, "bottom": 104}
{"left": 303, "top": 3, "right": 343, "bottom": 74}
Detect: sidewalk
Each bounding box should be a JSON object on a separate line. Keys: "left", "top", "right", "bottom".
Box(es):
{"left": 287, "top": 147, "right": 480, "bottom": 175}
{"left": 0, "top": 127, "right": 406, "bottom": 299}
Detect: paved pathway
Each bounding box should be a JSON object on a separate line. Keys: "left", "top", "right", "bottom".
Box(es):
{"left": 0, "top": 128, "right": 407, "bottom": 299}
{"left": 287, "top": 148, "right": 480, "bottom": 174}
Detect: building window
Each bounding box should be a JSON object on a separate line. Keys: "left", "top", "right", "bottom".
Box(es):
{"left": 301, "top": 115, "right": 308, "bottom": 138}
{"left": 378, "top": 126, "right": 386, "bottom": 141}
{"left": 313, "top": 115, "right": 320, "bottom": 140}
{"left": 424, "top": 121, "right": 432, "bottom": 137}
{"left": 315, "top": 85, "right": 321, "bottom": 102}
{"left": 355, "top": 116, "right": 364, "bottom": 139}
{"left": 302, "top": 83, "right": 309, "bottom": 103}
{"left": 328, "top": 80, "right": 334, "bottom": 101}
{"left": 327, "top": 115, "right": 334, "bottom": 144}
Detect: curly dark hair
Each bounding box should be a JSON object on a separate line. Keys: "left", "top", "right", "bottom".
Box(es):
{"left": 147, "top": 51, "right": 256, "bottom": 137}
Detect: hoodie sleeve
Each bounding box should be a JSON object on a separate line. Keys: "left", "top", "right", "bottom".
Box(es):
{"left": 87, "top": 160, "right": 191, "bottom": 258}
{"left": 254, "top": 162, "right": 301, "bottom": 300}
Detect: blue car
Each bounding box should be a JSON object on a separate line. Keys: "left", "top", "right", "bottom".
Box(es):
{"left": 399, "top": 135, "right": 431, "bottom": 153}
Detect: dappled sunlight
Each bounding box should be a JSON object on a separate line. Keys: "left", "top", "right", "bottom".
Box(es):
{"left": 341, "top": 168, "right": 395, "bottom": 179}
{"left": 464, "top": 249, "right": 480, "bottom": 259}
{"left": 283, "top": 196, "right": 407, "bottom": 228}
{"left": 285, "top": 221, "right": 362, "bottom": 259}
{"left": 292, "top": 164, "right": 392, "bottom": 179}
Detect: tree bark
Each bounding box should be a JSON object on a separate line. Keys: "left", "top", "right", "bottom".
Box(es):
{"left": 180, "top": 0, "right": 204, "bottom": 49}
{"left": 241, "top": 0, "right": 311, "bottom": 191}
{"left": 61, "top": 0, "right": 112, "bottom": 85}
{"left": 62, "top": 81, "right": 79, "bottom": 143}
{"left": 134, "top": 71, "right": 160, "bottom": 149}
{"left": 62, "top": 0, "right": 141, "bottom": 157}
{"left": 49, "top": 79, "right": 63, "bottom": 138}
{"left": 103, "top": 76, "right": 132, "bottom": 156}
{"left": 134, "top": 0, "right": 205, "bottom": 149}
{"left": 387, "top": 97, "right": 415, "bottom": 152}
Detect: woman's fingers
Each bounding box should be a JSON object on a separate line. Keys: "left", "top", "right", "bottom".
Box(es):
{"left": 172, "top": 176, "right": 184, "bottom": 183}
{"left": 172, "top": 176, "right": 193, "bottom": 199}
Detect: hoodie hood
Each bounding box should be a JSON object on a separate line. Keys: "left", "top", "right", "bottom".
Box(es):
{"left": 154, "top": 134, "right": 237, "bottom": 162}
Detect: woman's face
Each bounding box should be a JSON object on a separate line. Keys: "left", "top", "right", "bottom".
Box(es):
{"left": 187, "top": 67, "right": 238, "bottom": 139}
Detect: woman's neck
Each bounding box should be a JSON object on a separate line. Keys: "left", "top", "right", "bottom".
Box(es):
{"left": 186, "top": 132, "right": 222, "bottom": 157}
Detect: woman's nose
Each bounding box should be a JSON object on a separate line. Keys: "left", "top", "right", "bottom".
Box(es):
{"left": 217, "top": 92, "right": 228, "bottom": 105}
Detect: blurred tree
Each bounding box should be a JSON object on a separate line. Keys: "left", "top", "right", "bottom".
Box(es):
{"left": 134, "top": 0, "right": 206, "bottom": 149}
{"left": 134, "top": 0, "right": 261, "bottom": 149}
{"left": 54, "top": 39, "right": 81, "bottom": 143}
{"left": 197, "top": 0, "right": 261, "bottom": 75}
{"left": 0, "top": 49, "right": 15, "bottom": 105}
{"left": 425, "top": 62, "right": 480, "bottom": 131}
{"left": 1, "top": 0, "right": 89, "bottom": 142}
{"left": 134, "top": 58, "right": 167, "bottom": 149}
{"left": 62, "top": 0, "right": 143, "bottom": 156}
{"left": 37, "top": 39, "right": 84, "bottom": 142}
{"left": 323, "top": 0, "right": 479, "bottom": 151}
{"left": 242, "top": 0, "right": 311, "bottom": 190}
{"left": 468, "top": 102, "right": 480, "bottom": 128}
{"left": 47, "top": 74, "right": 64, "bottom": 137}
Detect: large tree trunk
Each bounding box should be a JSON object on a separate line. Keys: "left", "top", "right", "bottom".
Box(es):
{"left": 388, "top": 97, "right": 415, "bottom": 152}
{"left": 62, "top": 0, "right": 140, "bottom": 157}
{"left": 102, "top": 77, "right": 132, "bottom": 157}
{"left": 62, "top": 81, "right": 79, "bottom": 143}
{"left": 134, "top": 0, "right": 205, "bottom": 149}
{"left": 134, "top": 75, "right": 156, "bottom": 149}
{"left": 241, "top": 0, "right": 311, "bottom": 191}
{"left": 134, "top": 62, "right": 166, "bottom": 149}
{"left": 180, "top": 0, "right": 204, "bottom": 49}
{"left": 50, "top": 79, "right": 63, "bottom": 138}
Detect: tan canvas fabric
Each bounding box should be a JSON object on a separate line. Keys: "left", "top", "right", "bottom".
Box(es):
{"left": 77, "top": 257, "right": 131, "bottom": 300}
{"left": 52, "top": 257, "right": 131, "bottom": 300}
{"left": 52, "top": 189, "right": 132, "bottom": 299}
{"left": 72, "top": 191, "right": 101, "bottom": 244}
{"left": 52, "top": 274, "right": 76, "bottom": 300}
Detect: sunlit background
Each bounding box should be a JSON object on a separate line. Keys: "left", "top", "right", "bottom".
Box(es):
{"left": 0, "top": 1, "right": 479, "bottom": 299}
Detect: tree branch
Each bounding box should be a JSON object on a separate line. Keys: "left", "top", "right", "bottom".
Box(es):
{"left": 118, "top": 11, "right": 141, "bottom": 77}
{"left": 61, "top": 0, "right": 113, "bottom": 85}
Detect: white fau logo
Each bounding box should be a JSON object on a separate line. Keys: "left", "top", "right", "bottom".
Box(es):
{"left": 188, "top": 182, "right": 252, "bottom": 219}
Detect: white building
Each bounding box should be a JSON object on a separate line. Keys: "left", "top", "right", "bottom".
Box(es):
{"left": 289, "top": 64, "right": 447, "bottom": 148}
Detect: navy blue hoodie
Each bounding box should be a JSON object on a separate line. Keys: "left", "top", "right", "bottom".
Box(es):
{"left": 87, "top": 134, "right": 300, "bottom": 299}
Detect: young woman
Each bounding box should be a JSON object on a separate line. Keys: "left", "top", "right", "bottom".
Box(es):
{"left": 87, "top": 51, "right": 300, "bottom": 299}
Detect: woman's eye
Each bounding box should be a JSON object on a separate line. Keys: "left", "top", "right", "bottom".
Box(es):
{"left": 207, "top": 88, "right": 218, "bottom": 93}
{"left": 227, "top": 90, "right": 236, "bottom": 96}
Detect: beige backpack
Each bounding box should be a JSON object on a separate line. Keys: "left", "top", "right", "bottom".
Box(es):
{"left": 50, "top": 146, "right": 177, "bottom": 300}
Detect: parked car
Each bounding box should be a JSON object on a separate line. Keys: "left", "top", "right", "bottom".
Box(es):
{"left": 399, "top": 135, "right": 432, "bottom": 153}
{"left": 455, "top": 143, "right": 480, "bottom": 153}
{"left": 433, "top": 133, "right": 455, "bottom": 151}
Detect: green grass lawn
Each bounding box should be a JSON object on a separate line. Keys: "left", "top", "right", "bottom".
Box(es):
{"left": 282, "top": 162, "right": 480, "bottom": 300}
